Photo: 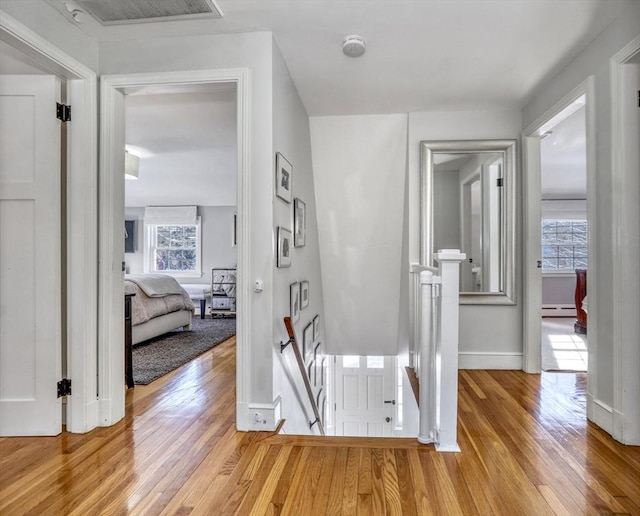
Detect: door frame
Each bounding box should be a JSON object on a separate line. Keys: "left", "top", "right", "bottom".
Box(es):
{"left": 611, "top": 35, "right": 640, "bottom": 445}
{"left": 0, "top": 11, "right": 98, "bottom": 433}
{"left": 99, "top": 69, "right": 250, "bottom": 426}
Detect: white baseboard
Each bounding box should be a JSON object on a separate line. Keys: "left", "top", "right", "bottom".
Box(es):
{"left": 541, "top": 304, "right": 576, "bottom": 317}
{"left": 587, "top": 393, "right": 613, "bottom": 436}
{"left": 239, "top": 396, "right": 281, "bottom": 432}
{"left": 458, "top": 352, "right": 522, "bottom": 370}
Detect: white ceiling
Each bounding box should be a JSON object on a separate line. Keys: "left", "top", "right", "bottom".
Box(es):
{"left": 3, "top": 0, "right": 610, "bottom": 204}
{"left": 124, "top": 88, "right": 237, "bottom": 207}
{"left": 541, "top": 105, "right": 586, "bottom": 199}
{"left": 44, "top": 0, "right": 632, "bottom": 116}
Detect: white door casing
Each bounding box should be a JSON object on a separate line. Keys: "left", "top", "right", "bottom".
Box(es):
{"left": 334, "top": 356, "right": 395, "bottom": 437}
{"left": 0, "top": 75, "right": 62, "bottom": 436}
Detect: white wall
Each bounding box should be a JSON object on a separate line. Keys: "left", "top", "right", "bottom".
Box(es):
{"left": 124, "top": 205, "right": 236, "bottom": 282}
{"left": 408, "top": 109, "right": 523, "bottom": 369}
{"left": 99, "top": 31, "right": 278, "bottom": 417}
{"left": 0, "top": 1, "right": 98, "bottom": 71}
{"left": 522, "top": 0, "right": 640, "bottom": 413}
{"left": 310, "top": 114, "right": 408, "bottom": 357}
{"left": 271, "top": 40, "right": 326, "bottom": 435}
{"left": 433, "top": 170, "right": 461, "bottom": 251}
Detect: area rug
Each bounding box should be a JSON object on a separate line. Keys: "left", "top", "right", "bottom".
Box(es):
{"left": 133, "top": 317, "right": 236, "bottom": 385}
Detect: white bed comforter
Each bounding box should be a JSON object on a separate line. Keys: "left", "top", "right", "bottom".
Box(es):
{"left": 125, "top": 274, "right": 194, "bottom": 325}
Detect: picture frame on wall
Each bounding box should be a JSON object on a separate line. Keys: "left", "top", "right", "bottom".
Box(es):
{"left": 300, "top": 280, "right": 309, "bottom": 309}
{"left": 277, "top": 227, "right": 292, "bottom": 267}
{"left": 294, "top": 198, "right": 306, "bottom": 247}
{"left": 290, "top": 282, "right": 300, "bottom": 323}
{"left": 303, "top": 322, "right": 314, "bottom": 364}
{"left": 275, "top": 152, "right": 293, "bottom": 203}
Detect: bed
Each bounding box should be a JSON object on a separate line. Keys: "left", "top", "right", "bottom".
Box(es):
{"left": 124, "top": 274, "right": 195, "bottom": 345}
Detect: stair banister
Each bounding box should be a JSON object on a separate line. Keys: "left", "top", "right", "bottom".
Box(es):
{"left": 282, "top": 317, "right": 326, "bottom": 435}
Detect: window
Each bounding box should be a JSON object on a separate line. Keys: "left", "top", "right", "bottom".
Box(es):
{"left": 145, "top": 218, "right": 202, "bottom": 276}
{"left": 541, "top": 219, "right": 587, "bottom": 271}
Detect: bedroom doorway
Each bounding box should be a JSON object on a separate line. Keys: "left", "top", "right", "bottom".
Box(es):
{"left": 99, "top": 69, "right": 250, "bottom": 427}
{"left": 522, "top": 78, "right": 595, "bottom": 418}
{"left": 538, "top": 99, "right": 588, "bottom": 373}
{"left": 123, "top": 83, "right": 238, "bottom": 385}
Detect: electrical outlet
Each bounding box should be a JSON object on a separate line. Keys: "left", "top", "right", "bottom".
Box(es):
{"left": 254, "top": 412, "right": 266, "bottom": 424}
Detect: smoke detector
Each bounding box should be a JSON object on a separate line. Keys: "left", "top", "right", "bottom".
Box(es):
{"left": 342, "top": 35, "right": 366, "bottom": 58}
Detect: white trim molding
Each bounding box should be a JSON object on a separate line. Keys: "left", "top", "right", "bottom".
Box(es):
{"left": 610, "top": 35, "right": 640, "bottom": 445}
{"left": 0, "top": 10, "right": 99, "bottom": 434}
{"left": 99, "top": 68, "right": 251, "bottom": 428}
{"left": 587, "top": 394, "right": 614, "bottom": 437}
{"left": 246, "top": 396, "right": 282, "bottom": 432}
{"left": 458, "top": 352, "right": 523, "bottom": 370}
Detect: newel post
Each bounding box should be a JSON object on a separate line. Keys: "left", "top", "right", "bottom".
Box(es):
{"left": 434, "top": 249, "right": 465, "bottom": 452}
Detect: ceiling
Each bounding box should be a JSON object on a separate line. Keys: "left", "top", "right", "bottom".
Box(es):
{"left": 540, "top": 104, "right": 587, "bottom": 199}
{"left": 40, "top": 0, "right": 633, "bottom": 116}
{"left": 2, "top": 0, "right": 610, "bottom": 205}
{"left": 124, "top": 88, "right": 237, "bottom": 207}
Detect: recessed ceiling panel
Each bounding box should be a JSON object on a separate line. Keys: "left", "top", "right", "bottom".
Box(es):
{"left": 75, "top": 0, "right": 223, "bottom": 25}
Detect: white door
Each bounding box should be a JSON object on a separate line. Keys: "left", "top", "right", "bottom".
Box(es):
{"left": 334, "top": 356, "right": 395, "bottom": 437}
{"left": 0, "top": 75, "right": 62, "bottom": 436}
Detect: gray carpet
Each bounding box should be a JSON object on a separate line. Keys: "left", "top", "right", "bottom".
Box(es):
{"left": 133, "top": 317, "right": 236, "bottom": 385}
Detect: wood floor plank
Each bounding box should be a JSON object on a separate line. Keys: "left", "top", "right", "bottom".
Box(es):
{"left": 2, "top": 337, "right": 640, "bottom": 516}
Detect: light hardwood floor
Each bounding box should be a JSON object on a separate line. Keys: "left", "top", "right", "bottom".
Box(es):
{"left": 1, "top": 337, "right": 639, "bottom": 515}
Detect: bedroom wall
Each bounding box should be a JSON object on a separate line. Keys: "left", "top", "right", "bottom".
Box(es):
{"left": 271, "top": 39, "right": 326, "bottom": 435}
{"left": 309, "top": 114, "right": 408, "bottom": 357}
{"left": 521, "top": 0, "right": 640, "bottom": 432}
{"left": 124, "top": 205, "right": 237, "bottom": 286}
{"left": 408, "top": 108, "right": 523, "bottom": 369}
{"left": 99, "top": 31, "right": 277, "bottom": 428}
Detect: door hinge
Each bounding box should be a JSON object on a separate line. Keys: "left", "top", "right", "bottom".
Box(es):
{"left": 57, "top": 378, "right": 71, "bottom": 397}
{"left": 56, "top": 102, "right": 71, "bottom": 122}
{"left": 496, "top": 177, "right": 503, "bottom": 187}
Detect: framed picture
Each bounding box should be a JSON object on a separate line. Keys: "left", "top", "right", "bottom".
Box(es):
{"left": 277, "top": 227, "right": 292, "bottom": 267}
{"left": 313, "top": 315, "right": 320, "bottom": 340}
{"left": 300, "top": 280, "right": 309, "bottom": 309}
{"left": 303, "top": 322, "right": 314, "bottom": 364}
{"left": 294, "top": 198, "right": 306, "bottom": 247}
{"left": 290, "top": 282, "right": 300, "bottom": 323}
{"left": 275, "top": 152, "right": 293, "bottom": 203}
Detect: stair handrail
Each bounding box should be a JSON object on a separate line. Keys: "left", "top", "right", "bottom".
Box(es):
{"left": 281, "top": 316, "right": 326, "bottom": 435}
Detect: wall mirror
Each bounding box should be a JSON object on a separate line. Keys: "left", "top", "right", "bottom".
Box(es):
{"left": 420, "top": 139, "right": 516, "bottom": 305}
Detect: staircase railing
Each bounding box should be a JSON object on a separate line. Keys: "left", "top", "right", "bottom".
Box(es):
{"left": 281, "top": 316, "right": 325, "bottom": 435}
{"left": 410, "top": 249, "right": 465, "bottom": 451}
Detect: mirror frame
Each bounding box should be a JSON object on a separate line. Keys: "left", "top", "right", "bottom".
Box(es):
{"left": 420, "top": 139, "right": 516, "bottom": 305}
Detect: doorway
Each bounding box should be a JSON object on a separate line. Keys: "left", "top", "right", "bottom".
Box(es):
{"left": 539, "top": 100, "right": 588, "bottom": 372}
{"left": 523, "top": 78, "right": 595, "bottom": 379}
{"left": 99, "top": 69, "right": 250, "bottom": 428}
{"left": 123, "top": 84, "right": 238, "bottom": 385}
